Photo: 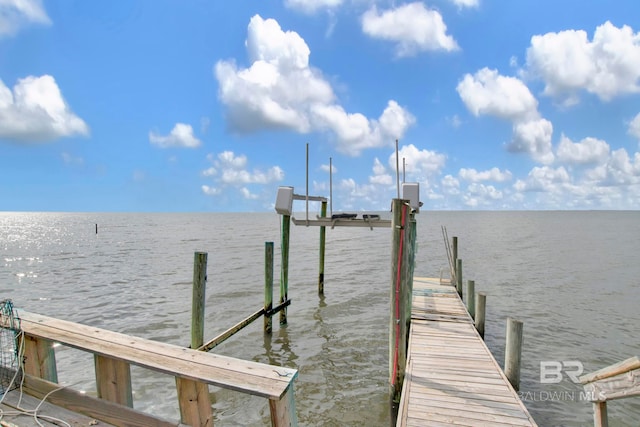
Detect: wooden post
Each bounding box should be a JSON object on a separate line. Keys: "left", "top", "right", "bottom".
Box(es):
{"left": 505, "top": 317, "right": 523, "bottom": 391}
{"left": 269, "top": 384, "right": 298, "bottom": 427}
{"left": 456, "top": 259, "right": 463, "bottom": 299}
{"left": 191, "top": 252, "right": 207, "bottom": 348}
{"left": 21, "top": 335, "right": 58, "bottom": 383}
{"left": 94, "top": 355, "right": 133, "bottom": 407}
{"left": 95, "top": 224, "right": 98, "bottom": 234}
{"left": 476, "top": 292, "right": 486, "bottom": 339}
{"left": 318, "top": 201, "right": 327, "bottom": 294}
{"left": 467, "top": 280, "right": 475, "bottom": 320}
{"left": 593, "top": 401, "right": 609, "bottom": 427}
{"left": 452, "top": 236, "right": 458, "bottom": 272}
{"left": 177, "top": 251, "right": 213, "bottom": 426}
{"left": 389, "top": 198, "right": 411, "bottom": 405}
{"left": 280, "top": 215, "right": 291, "bottom": 325}
{"left": 265, "top": 241, "right": 274, "bottom": 334}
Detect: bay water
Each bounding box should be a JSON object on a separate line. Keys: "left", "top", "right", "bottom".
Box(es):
{"left": 1, "top": 211, "right": 638, "bottom": 426}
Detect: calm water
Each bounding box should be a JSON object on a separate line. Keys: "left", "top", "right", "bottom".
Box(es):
{"left": 1, "top": 211, "right": 639, "bottom": 426}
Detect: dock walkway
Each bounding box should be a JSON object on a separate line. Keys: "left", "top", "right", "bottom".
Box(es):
{"left": 397, "top": 277, "right": 538, "bottom": 427}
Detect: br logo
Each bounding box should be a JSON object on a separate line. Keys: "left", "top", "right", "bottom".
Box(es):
{"left": 540, "top": 361, "right": 584, "bottom": 383}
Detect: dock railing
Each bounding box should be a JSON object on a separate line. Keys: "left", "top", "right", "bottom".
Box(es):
{"left": 579, "top": 355, "right": 640, "bottom": 427}
{"left": 7, "top": 310, "right": 298, "bottom": 427}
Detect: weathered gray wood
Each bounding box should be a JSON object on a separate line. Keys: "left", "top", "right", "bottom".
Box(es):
{"left": 582, "top": 368, "right": 640, "bottom": 402}
{"left": 456, "top": 259, "right": 463, "bottom": 298}
{"left": 19, "top": 373, "right": 184, "bottom": 427}
{"left": 21, "top": 335, "right": 58, "bottom": 383}
{"left": 318, "top": 201, "right": 327, "bottom": 294}
{"left": 280, "top": 215, "right": 291, "bottom": 325}
{"left": 580, "top": 356, "right": 640, "bottom": 384}
{"left": 399, "top": 277, "right": 537, "bottom": 426}
{"left": 94, "top": 354, "right": 133, "bottom": 407}
{"left": 467, "top": 280, "right": 475, "bottom": 320}
{"left": 504, "top": 317, "right": 523, "bottom": 391}
{"left": 198, "top": 308, "right": 265, "bottom": 352}
{"left": 191, "top": 251, "right": 208, "bottom": 349}
{"left": 265, "top": 241, "right": 274, "bottom": 333}
{"left": 181, "top": 251, "right": 212, "bottom": 426}
{"left": 476, "top": 292, "right": 487, "bottom": 339}
{"left": 19, "top": 311, "right": 297, "bottom": 400}
{"left": 593, "top": 401, "right": 608, "bottom": 427}
{"left": 452, "top": 236, "right": 458, "bottom": 280}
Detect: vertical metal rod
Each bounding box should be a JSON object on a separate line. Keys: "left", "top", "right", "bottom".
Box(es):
{"left": 306, "top": 143, "right": 309, "bottom": 224}
{"left": 403, "top": 157, "right": 406, "bottom": 183}
{"left": 329, "top": 157, "right": 333, "bottom": 217}
{"left": 395, "top": 139, "right": 400, "bottom": 199}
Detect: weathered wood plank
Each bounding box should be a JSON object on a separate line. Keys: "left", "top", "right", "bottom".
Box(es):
{"left": 579, "top": 356, "right": 640, "bottom": 384}
{"left": 18, "top": 311, "right": 297, "bottom": 400}
{"left": 21, "top": 335, "right": 58, "bottom": 382}
{"left": 94, "top": 355, "right": 133, "bottom": 407}
{"left": 399, "top": 276, "right": 537, "bottom": 426}
{"left": 582, "top": 368, "right": 640, "bottom": 402}
{"left": 175, "top": 377, "right": 213, "bottom": 427}
{"left": 20, "top": 373, "right": 184, "bottom": 427}
{"left": 268, "top": 383, "right": 297, "bottom": 427}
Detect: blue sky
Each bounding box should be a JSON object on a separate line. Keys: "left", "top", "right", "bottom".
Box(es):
{"left": 1, "top": 0, "right": 639, "bottom": 212}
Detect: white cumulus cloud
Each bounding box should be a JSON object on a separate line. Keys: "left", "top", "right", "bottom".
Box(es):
{"left": 149, "top": 123, "right": 201, "bottom": 148}
{"left": 389, "top": 144, "right": 446, "bottom": 177}
{"left": 451, "top": 0, "right": 479, "bottom": 8}
{"left": 526, "top": 21, "right": 640, "bottom": 103}
{"left": 629, "top": 113, "right": 640, "bottom": 141}
{"left": 0, "top": 0, "right": 50, "bottom": 38}
{"left": 459, "top": 167, "right": 512, "bottom": 182}
{"left": 284, "top": 0, "right": 343, "bottom": 14}
{"left": 361, "top": 2, "right": 459, "bottom": 57}
{"left": 513, "top": 166, "right": 571, "bottom": 192}
{"left": 0, "top": 75, "right": 89, "bottom": 142}
{"left": 556, "top": 135, "right": 610, "bottom": 165}
{"left": 457, "top": 67, "right": 538, "bottom": 121}
{"left": 457, "top": 68, "right": 554, "bottom": 164}
{"left": 215, "top": 15, "right": 414, "bottom": 156}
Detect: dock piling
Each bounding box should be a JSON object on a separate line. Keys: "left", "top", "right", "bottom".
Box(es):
{"left": 456, "top": 259, "right": 463, "bottom": 299}
{"left": 280, "top": 215, "right": 291, "bottom": 325}
{"left": 505, "top": 317, "right": 524, "bottom": 391}
{"left": 265, "top": 242, "right": 274, "bottom": 334}
{"left": 319, "top": 201, "right": 327, "bottom": 294}
{"left": 389, "top": 198, "right": 412, "bottom": 405}
{"left": 191, "top": 252, "right": 208, "bottom": 349}
{"left": 476, "top": 292, "right": 486, "bottom": 339}
{"left": 467, "top": 280, "right": 475, "bottom": 320}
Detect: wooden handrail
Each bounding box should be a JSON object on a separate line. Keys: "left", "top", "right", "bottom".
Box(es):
{"left": 579, "top": 356, "right": 640, "bottom": 427}
{"left": 13, "top": 310, "right": 298, "bottom": 427}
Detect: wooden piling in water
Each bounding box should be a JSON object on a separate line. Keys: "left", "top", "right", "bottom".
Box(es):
{"left": 389, "top": 198, "right": 411, "bottom": 405}
{"left": 452, "top": 236, "right": 458, "bottom": 270}
{"left": 191, "top": 252, "right": 207, "bottom": 348}
{"left": 467, "top": 280, "right": 475, "bottom": 320}
{"left": 456, "top": 259, "right": 463, "bottom": 299}
{"left": 280, "top": 215, "right": 291, "bottom": 325}
{"left": 178, "top": 251, "right": 213, "bottom": 426}
{"left": 505, "top": 317, "right": 524, "bottom": 391}
{"left": 319, "top": 201, "right": 327, "bottom": 294}
{"left": 265, "top": 242, "right": 274, "bottom": 334}
{"left": 476, "top": 291, "right": 486, "bottom": 339}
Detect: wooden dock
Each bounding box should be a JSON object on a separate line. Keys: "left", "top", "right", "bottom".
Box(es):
{"left": 397, "top": 277, "right": 538, "bottom": 427}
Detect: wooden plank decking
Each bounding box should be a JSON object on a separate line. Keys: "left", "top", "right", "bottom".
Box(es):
{"left": 397, "top": 277, "right": 538, "bottom": 427}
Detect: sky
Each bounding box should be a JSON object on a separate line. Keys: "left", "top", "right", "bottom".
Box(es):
{"left": 1, "top": 0, "right": 640, "bottom": 212}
